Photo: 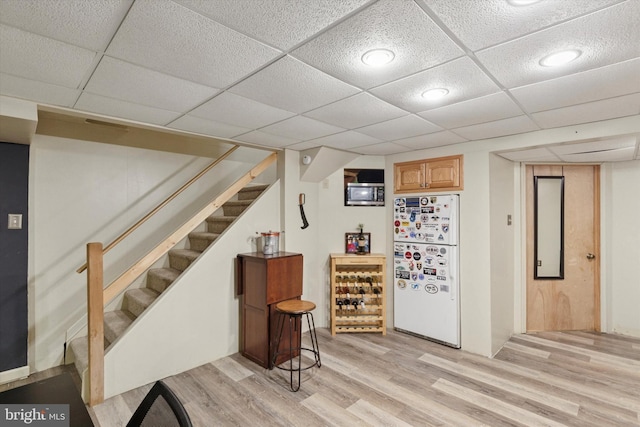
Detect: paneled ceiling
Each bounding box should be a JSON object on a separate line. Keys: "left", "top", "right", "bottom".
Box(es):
{"left": 1, "top": 0, "right": 639, "bottom": 160}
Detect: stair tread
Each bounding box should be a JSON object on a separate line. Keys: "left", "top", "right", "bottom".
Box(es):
{"left": 168, "top": 248, "right": 201, "bottom": 259}
{"left": 126, "top": 287, "right": 160, "bottom": 305}
{"left": 148, "top": 267, "right": 181, "bottom": 281}
{"left": 206, "top": 216, "right": 237, "bottom": 222}
{"left": 104, "top": 310, "right": 135, "bottom": 343}
{"left": 239, "top": 184, "right": 268, "bottom": 193}
{"left": 224, "top": 200, "right": 253, "bottom": 206}
{"left": 188, "top": 231, "right": 220, "bottom": 239}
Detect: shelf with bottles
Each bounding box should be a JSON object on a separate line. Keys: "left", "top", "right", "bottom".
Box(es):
{"left": 330, "top": 254, "right": 386, "bottom": 335}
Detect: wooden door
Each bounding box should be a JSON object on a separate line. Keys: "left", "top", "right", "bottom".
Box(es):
{"left": 394, "top": 161, "right": 425, "bottom": 192}
{"left": 526, "top": 165, "right": 600, "bottom": 331}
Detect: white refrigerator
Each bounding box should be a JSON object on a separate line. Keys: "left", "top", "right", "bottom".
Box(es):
{"left": 393, "top": 195, "right": 460, "bottom": 348}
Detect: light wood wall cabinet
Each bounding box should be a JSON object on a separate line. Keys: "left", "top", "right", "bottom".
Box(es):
{"left": 330, "top": 254, "right": 386, "bottom": 335}
{"left": 394, "top": 154, "right": 463, "bottom": 193}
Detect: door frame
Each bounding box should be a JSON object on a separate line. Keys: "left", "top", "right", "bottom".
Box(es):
{"left": 519, "top": 163, "right": 601, "bottom": 333}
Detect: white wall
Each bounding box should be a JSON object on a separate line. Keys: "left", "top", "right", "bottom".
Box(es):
{"left": 27, "top": 134, "right": 271, "bottom": 371}
{"left": 489, "top": 154, "right": 516, "bottom": 355}
{"left": 387, "top": 115, "right": 640, "bottom": 356}
{"left": 282, "top": 149, "right": 386, "bottom": 329}
{"left": 603, "top": 160, "right": 640, "bottom": 337}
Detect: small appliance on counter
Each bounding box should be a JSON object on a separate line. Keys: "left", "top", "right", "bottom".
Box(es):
{"left": 259, "top": 231, "right": 280, "bottom": 254}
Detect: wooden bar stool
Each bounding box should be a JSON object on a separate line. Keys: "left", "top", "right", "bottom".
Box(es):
{"left": 271, "top": 299, "right": 321, "bottom": 391}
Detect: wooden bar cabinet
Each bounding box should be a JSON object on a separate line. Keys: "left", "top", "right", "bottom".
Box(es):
{"left": 237, "top": 252, "right": 303, "bottom": 368}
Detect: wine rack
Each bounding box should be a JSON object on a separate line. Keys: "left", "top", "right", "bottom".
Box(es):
{"left": 330, "top": 254, "right": 386, "bottom": 335}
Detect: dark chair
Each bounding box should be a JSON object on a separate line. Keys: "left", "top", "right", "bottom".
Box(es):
{"left": 126, "top": 380, "right": 192, "bottom": 427}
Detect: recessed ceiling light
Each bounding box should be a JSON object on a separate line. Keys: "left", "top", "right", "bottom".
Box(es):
{"left": 539, "top": 49, "right": 582, "bottom": 67}
{"left": 507, "top": 0, "right": 542, "bottom": 5}
{"left": 361, "top": 49, "right": 395, "bottom": 67}
{"left": 421, "top": 88, "right": 449, "bottom": 101}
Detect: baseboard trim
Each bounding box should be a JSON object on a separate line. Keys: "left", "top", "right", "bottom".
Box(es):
{"left": 0, "top": 365, "right": 30, "bottom": 385}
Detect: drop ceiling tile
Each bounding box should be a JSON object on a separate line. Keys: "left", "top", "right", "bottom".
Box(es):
{"left": 259, "top": 115, "right": 345, "bottom": 141}
{"left": 229, "top": 56, "right": 360, "bottom": 113}
{"left": 423, "top": 0, "right": 622, "bottom": 51}
{"left": 189, "top": 92, "right": 295, "bottom": 129}
{"left": 357, "top": 114, "right": 441, "bottom": 141}
{"left": 352, "top": 142, "right": 415, "bottom": 155}
{"left": 393, "top": 130, "right": 467, "bottom": 150}
{"left": 453, "top": 115, "right": 539, "bottom": 140}
{"left": 496, "top": 147, "right": 560, "bottom": 163}
{"left": 292, "top": 0, "right": 463, "bottom": 89}
{"left": 175, "top": 0, "right": 370, "bottom": 50}
{"left": 532, "top": 94, "right": 640, "bottom": 129}
{"left": 304, "top": 130, "right": 383, "bottom": 150}
{"left": 0, "top": 73, "right": 80, "bottom": 107}
{"left": 304, "top": 93, "right": 406, "bottom": 129}
{"left": 511, "top": 58, "right": 640, "bottom": 113}
{"left": 85, "top": 57, "right": 218, "bottom": 112}
{"left": 0, "top": 24, "right": 97, "bottom": 88}
{"left": 75, "top": 93, "right": 182, "bottom": 126}
{"left": 419, "top": 92, "right": 523, "bottom": 129}
{"left": 558, "top": 146, "right": 636, "bottom": 162}
{"left": 106, "top": 0, "right": 280, "bottom": 89}
{"left": 0, "top": 0, "right": 132, "bottom": 51}
{"left": 233, "top": 130, "right": 301, "bottom": 148}
{"left": 370, "top": 57, "right": 500, "bottom": 113}
{"left": 475, "top": 1, "right": 640, "bottom": 89}
{"left": 168, "top": 115, "right": 250, "bottom": 138}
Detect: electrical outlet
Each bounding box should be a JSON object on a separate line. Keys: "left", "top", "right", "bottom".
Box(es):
{"left": 8, "top": 213, "right": 23, "bottom": 229}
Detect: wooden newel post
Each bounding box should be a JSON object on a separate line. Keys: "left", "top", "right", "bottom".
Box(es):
{"left": 86, "top": 242, "right": 104, "bottom": 406}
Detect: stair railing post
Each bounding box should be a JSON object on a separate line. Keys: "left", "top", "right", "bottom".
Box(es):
{"left": 86, "top": 242, "right": 104, "bottom": 406}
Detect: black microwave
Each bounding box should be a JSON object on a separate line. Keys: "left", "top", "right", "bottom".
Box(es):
{"left": 345, "top": 183, "right": 385, "bottom": 206}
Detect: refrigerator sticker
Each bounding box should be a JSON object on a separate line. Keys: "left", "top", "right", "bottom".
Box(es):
{"left": 422, "top": 206, "right": 434, "bottom": 213}
{"left": 412, "top": 252, "right": 421, "bottom": 260}
{"left": 430, "top": 197, "right": 437, "bottom": 203}
{"left": 441, "top": 216, "right": 450, "bottom": 221}
{"left": 415, "top": 222, "right": 421, "bottom": 229}
{"left": 437, "top": 276, "right": 447, "bottom": 281}
{"left": 424, "top": 268, "right": 436, "bottom": 276}
{"left": 397, "top": 279, "right": 407, "bottom": 289}
{"left": 409, "top": 211, "right": 416, "bottom": 222}
{"left": 411, "top": 272, "right": 418, "bottom": 281}
{"left": 425, "top": 284, "right": 438, "bottom": 294}
{"left": 426, "top": 246, "right": 439, "bottom": 255}
{"left": 442, "top": 225, "right": 449, "bottom": 233}
{"left": 437, "top": 258, "right": 447, "bottom": 266}
{"left": 438, "top": 234, "right": 445, "bottom": 241}
{"left": 395, "top": 199, "right": 406, "bottom": 207}
{"left": 440, "top": 247, "right": 447, "bottom": 255}
{"left": 420, "top": 197, "right": 428, "bottom": 205}
{"left": 440, "top": 284, "right": 450, "bottom": 292}
{"left": 416, "top": 262, "right": 422, "bottom": 270}
{"left": 404, "top": 251, "right": 412, "bottom": 259}
{"left": 410, "top": 283, "right": 421, "bottom": 291}
{"left": 421, "top": 214, "right": 430, "bottom": 222}
{"left": 396, "top": 270, "right": 409, "bottom": 279}
{"left": 394, "top": 220, "right": 400, "bottom": 226}
{"left": 424, "top": 257, "right": 434, "bottom": 266}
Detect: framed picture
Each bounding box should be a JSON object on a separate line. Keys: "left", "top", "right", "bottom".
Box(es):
{"left": 345, "top": 232, "right": 371, "bottom": 254}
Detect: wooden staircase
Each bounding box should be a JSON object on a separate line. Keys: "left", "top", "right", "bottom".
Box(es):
{"left": 68, "top": 184, "right": 268, "bottom": 377}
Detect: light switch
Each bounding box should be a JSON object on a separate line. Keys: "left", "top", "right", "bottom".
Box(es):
{"left": 8, "top": 214, "right": 22, "bottom": 229}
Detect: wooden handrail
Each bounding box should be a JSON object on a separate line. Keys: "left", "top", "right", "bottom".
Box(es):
{"left": 77, "top": 145, "right": 239, "bottom": 273}
{"left": 84, "top": 151, "right": 276, "bottom": 405}
{"left": 103, "top": 152, "right": 277, "bottom": 306}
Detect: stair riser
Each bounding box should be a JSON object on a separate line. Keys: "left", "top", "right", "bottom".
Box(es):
{"left": 147, "top": 275, "right": 172, "bottom": 294}
{"left": 222, "top": 205, "right": 249, "bottom": 216}
{"left": 189, "top": 236, "right": 217, "bottom": 252}
{"left": 206, "top": 219, "right": 234, "bottom": 234}
{"left": 238, "top": 189, "right": 264, "bottom": 200}
{"left": 169, "top": 254, "right": 198, "bottom": 271}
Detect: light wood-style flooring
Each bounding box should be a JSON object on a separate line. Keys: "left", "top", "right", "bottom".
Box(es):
{"left": 4, "top": 329, "right": 639, "bottom": 426}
